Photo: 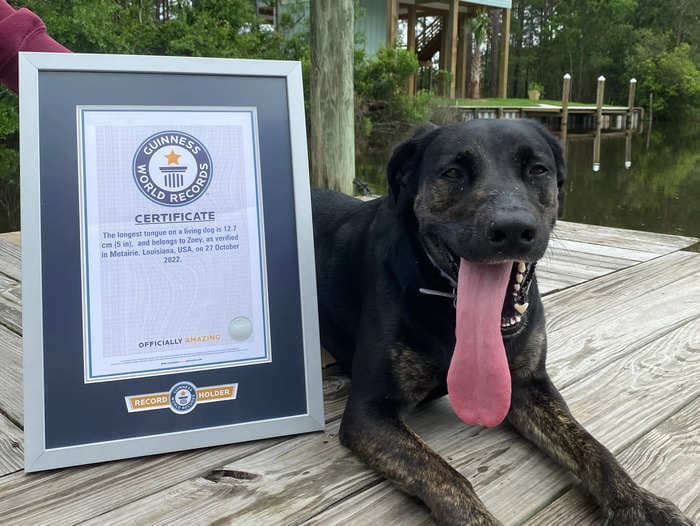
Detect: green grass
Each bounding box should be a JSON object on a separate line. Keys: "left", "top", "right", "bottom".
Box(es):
{"left": 435, "top": 97, "right": 600, "bottom": 108}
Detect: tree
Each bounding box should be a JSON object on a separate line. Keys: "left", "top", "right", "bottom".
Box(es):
{"left": 627, "top": 33, "right": 700, "bottom": 114}
{"left": 467, "top": 13, "right": 488, "bottom": 99}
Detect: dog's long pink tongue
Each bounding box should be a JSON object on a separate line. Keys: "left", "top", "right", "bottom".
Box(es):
{"left": 448, "top": 259, "right": 512, "bottom": 427}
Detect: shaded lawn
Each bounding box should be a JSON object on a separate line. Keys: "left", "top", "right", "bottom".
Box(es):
{"left": 435, "top": 97, "right": 602, "bottom": 108}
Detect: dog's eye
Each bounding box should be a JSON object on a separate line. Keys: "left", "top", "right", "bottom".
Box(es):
{"left": 441, "top": 168, "right": 463, "bottom": 180}
{"left": 528, "top": 164, "right": 548, "bottom": 177}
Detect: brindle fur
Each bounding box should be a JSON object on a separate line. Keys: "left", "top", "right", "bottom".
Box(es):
{"left": 311, "top": 120, "right": 692, "bottom": 525}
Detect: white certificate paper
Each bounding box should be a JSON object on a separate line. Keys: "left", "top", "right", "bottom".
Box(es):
{"left": 77, "top": 107, "right": 270, "bottom": 382}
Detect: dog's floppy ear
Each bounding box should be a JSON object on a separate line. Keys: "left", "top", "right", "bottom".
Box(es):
{"left": 525, "top": 120, "right": 567, "bottom": 218}
{"left": 387, "top": 123, "right": 438, "bottom": 205}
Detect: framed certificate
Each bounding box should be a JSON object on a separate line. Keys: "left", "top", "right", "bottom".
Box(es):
{"left": 20, "top": 53, "right": 324, "bottom": 471}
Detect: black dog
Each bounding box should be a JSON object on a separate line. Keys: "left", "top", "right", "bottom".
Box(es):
{"left": 311, "top": 120, "right": 692, "bottom": 525}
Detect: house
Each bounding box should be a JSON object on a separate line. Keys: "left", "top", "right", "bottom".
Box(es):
{"left": 257, "top": 1, "right": 513, "bottom": 99}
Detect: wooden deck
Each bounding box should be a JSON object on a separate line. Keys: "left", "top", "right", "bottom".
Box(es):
{"left": 433, "top": 105, "right": 644, "bottom": 134}
{"left": 0, "top": 222, "right": 698, "bottom": 525}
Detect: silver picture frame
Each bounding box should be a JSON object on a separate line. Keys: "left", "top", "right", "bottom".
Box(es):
{"left": 20, "top": 52, "right": 324, "bottom": 472}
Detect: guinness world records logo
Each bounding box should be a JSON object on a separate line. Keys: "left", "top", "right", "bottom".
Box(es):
{"left": 169, "top": 381, "right": 198, "bottom": 414}
{"left": 132, "top": 131, "right": 213, "bottom": 207}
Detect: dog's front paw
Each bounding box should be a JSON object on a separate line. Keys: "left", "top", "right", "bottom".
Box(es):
{"left": 605, "top": 489, "right": 694, "bottom": 526}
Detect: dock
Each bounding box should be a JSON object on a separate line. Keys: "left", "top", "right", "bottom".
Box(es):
{"left": 433, "top": 105, "right": 644, "bottom": 134}
{"left": 0, "top": 222, "right": 698, "bottom": 525}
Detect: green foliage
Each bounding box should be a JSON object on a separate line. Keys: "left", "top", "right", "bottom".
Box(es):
{"left": 16, "top": 0, "right": 300, "bottom": 58}
{"left": 0, "top": 0, "right": 311, "bottom": 202}
{"left": 528, "top": 81, "right": 544, "bottom": 94}
{"left": 0, "top": 143, "right": 18, "bottom": 186}
{"left": 355, "top": 47, "right": 419, "bottom": 100}
{"left": 0, "top": 89, "right": 18, "bottom": 140}
{"left": 400, "top": 90, "right": 434, "bottom": 122}
{"left": 627, "top": 33, "right": 700, "bottom": 114}
{"left": 354, "top": 47, "right": 433, "bottom": 144}
{"left": 508, "top": 0, "right": 699, "bottom": 118}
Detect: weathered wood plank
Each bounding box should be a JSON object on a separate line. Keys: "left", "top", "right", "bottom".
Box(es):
{"left": 554, "top": 221, "right": 697, "bottom": 254}
{"left": 535, "top": 222, "right": 697, "bottom": 294}
{"left": 0, "top": 295, "right": 22, "bottom": 335}
{"left": 0, "top": 324, "right": 22, "bottom": 426}
{"left": 0, "top": 368, "right": 349, "bottom": 525}
{"left": 0, "top": 413, "right": 23, "bottom": 476}
{"left": 0, "top": 272, "right": 18, "bottom": 298}
{"left": 536, "top": 276, "right": 576, "bottom": 295}
{"left": 545, "top": 244, "right": 639, "bottom": 270}
{"left": 544, "top": 251, "right": 700, "bottom": 388}
{"left": 0, "top": 441, "right": 281, "bottom": 524}
{"left": 1, "top": 282, "right": 21, "bottom": 306}
{"left": 0, "top": 239, "right": 21, "bottom": 282}
{"left": 304, "top": 317, "right": 700, "bottom": 526}
{"left": 78, "top": 293, "right": 700, "bottom": 525}
{"left": 539, "top": 258, "right": 612, "bottom": 282}
{"left": 547, "top": 237, "right": 661, "bottom": 262}
{"left": 524, "top": 397, "right": 700, "bottom": 525}
{"left": 0, "top": 232, "right": 20, "bottom": 247}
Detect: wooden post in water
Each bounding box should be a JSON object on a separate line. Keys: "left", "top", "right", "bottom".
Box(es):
{"left": 627, "top": 78, "right": 637, "bottom": 117}
{"left": 560, "top": 73, "right": 571, "bottom": 153}
{"left": 625, "top": 78, "right": 636, "bottom": 169}
{"left": 592, "top": 75, "right": 605, "bottom": 172}
{"left": 646, "top": 92, "right": 654, "bottom": 150}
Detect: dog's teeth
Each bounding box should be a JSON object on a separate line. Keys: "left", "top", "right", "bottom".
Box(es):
{"left": 510, "top": 317, "right": 516, "bottom": 325}
{"left": 515, "top": 273, "right": 524, "bottom": 284}
{"left": 513, "top": 283, "right": 521, "bottom": 291}
{"left": 518, "top": 261, "right": 526, "bottom": 273}
{"left": 514, "top": 302, "right": 529, "bottom": 315}
{"left": 515, "top": 315, "right": 522, "bottom": 323}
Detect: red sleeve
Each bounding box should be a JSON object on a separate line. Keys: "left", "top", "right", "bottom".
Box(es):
{"left": 0, "top": 1, "right": 71, "bottom": 93}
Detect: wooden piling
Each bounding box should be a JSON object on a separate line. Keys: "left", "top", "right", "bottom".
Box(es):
{"left": 593, "top": 75, "right": 605, "bottom": 172}
{"left": 625, "top": 78, "right": 636, "bottom": 169}
{"left": 646, "top": 92, "right": 654, "bottom": 150}
{"left": 560, "top": 73, "right": 571, "bottom": 152}
{"left": 625, "top": 130, "right": 632, "bottom": 170}
{"left": 627, "top": 78, "right": 637, "bottom": 114}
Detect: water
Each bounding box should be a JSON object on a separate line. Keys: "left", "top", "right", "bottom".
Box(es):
{"left": 0, "top": 121, "right": 698, "bottom": 240}
{"left": 356, "top": 121, "right": 700, "bottom": 240}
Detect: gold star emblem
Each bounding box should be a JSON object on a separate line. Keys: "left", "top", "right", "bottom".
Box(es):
{"left": 165, "top": 149, "right": 181, "bottom": 165}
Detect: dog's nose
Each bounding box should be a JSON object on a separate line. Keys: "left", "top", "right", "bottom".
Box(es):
{"left": 487, "top": 213, "right": 537, "bottom": 250}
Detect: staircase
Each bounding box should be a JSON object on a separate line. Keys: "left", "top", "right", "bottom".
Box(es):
{"left": 416, "top": 17, "right": 443, "bottom": 62}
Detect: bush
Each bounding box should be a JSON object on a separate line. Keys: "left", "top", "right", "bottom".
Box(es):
{"left": 355, "top": 47, "right": 420, "bottom": 100}
{"left": 528, "top": 81, "right": 544, "bottom": 95}
{"left": 354, "top": 47, "right": 434, "bottom": 141}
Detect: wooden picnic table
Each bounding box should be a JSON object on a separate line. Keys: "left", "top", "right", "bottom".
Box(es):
{"left": 0, "top": 222, "right": 698, "bottom": 525}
